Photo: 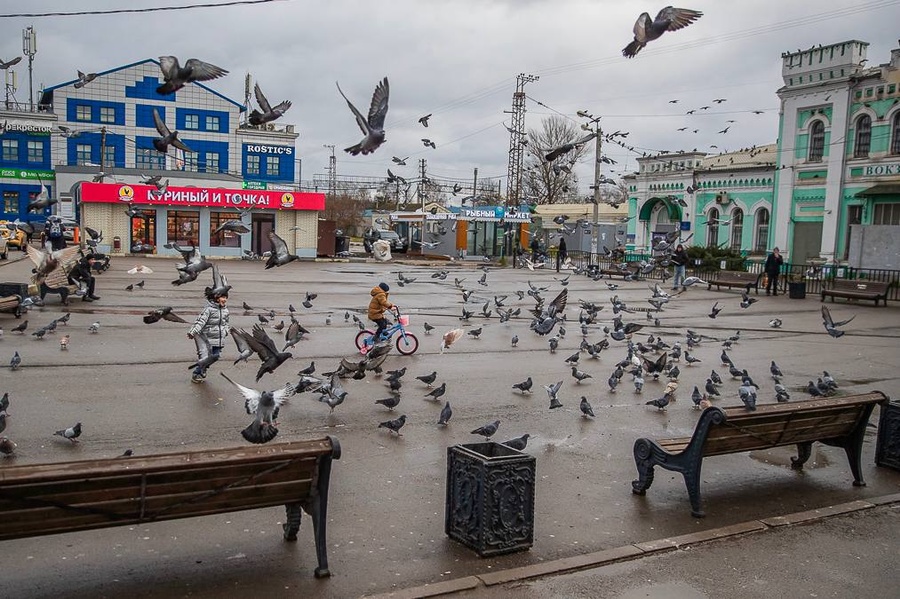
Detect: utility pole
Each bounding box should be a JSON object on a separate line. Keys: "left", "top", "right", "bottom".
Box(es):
{"left": 22, "top": 26, "right": 36, "bottom": 111}
{"left": 99, "top": 127, "right": 107, "bottom": 180}
{"left": 418, "top": 158, "right": 427, "bottom": 211}
{"left": 578, "top": 111, "right": 603, "bottom": 269}
{"left": 504, "top": 73, "right": 538, "bottom": 210}
{"left": 323, "top": 144, "right": 336, "bottom": 200}
{"left": 472, "top": 167, "right": 478, "bottom": 200}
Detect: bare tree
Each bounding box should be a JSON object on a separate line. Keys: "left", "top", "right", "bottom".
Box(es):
{"left": 322, "top": 190, "right": 366, "bottom": 232}
{"left": 521, "top": 116, "right": 590, "bottom": 204}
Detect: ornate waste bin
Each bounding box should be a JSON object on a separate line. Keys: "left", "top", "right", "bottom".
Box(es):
{"left": 876, "top": 400, "right": 900, "bottom": 471}
{"left": 445, "top": 442, "right": 535, "bottom": 557}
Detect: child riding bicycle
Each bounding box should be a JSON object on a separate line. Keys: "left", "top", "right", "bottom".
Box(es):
{"left": 368, "top": 282, "right": 396, "bottom": 342}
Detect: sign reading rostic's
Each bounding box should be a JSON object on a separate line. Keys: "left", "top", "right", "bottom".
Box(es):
{"left": 79, "top": 182, "right": 325, "bottom": 211}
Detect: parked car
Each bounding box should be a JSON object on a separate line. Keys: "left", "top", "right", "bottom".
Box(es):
{"left": 363, "top": 228, "right": 408, "bottom": 254}
{"left": 0, "top": 222, "right": 26, "bottom": 252}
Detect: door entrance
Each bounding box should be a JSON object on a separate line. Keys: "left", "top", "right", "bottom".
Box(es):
{"left": 131, "top": 210, "right": 157, "bottom": 254}
{"left": 252, "top": 214, "right": 275, "bottom": 256}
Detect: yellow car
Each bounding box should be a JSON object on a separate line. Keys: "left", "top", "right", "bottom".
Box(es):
{"left": 0, "top": 223, "right": 27, "bottom": 251}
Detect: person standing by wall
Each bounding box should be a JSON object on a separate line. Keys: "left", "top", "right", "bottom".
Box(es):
{"left": 764, "top": 247, "right": 784, "bottom": 296}
{"left": 530, "top": 236, "right": 540, "bottom": 263}
{"left": 671, "top": 244, "right": 688, "bottom": 290}
{"left": 556, "top": 237, "right": 567, "bottom": 272}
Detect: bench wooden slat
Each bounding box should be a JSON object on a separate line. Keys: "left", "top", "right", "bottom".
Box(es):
{"left": 821, "top": 279, "right": 889, "bottom": 306}
{"left": 631, "top": 392, "right": 888, "bottom": 517}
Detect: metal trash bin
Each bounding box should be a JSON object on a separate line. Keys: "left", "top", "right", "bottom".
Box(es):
{"left": 445, "top": 442, "right": 535, "bottom": 557}
{"left": 113, "top": 236, "right": 121, "bottom": 252}
{"left": 334, "top": 230, "right": 349, "bottom": 255}
{"left": 876, "top": 400, "right": 900, "bottom": 472}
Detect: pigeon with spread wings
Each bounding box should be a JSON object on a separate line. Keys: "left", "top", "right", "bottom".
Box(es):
{"left": 337, "top": 77, "right": 389, "bottom": 156}
{"left": 157, "top": 56, "right": 228, "bottom": 95}
{"left": 239, "top": 323, "right": 293, "bottom": 381}
{"left": 143, "top": 307, "right": 189, "bottom": 324}
{"left": 220, "top": 373, "right": 294, "bottom": 444}
{"left": 152, "top": 108, "right": 192, "bottom": 154}
{"left": 249, "top": 83, "right": 292, "bottom": 126}
{"left": 821, "top": 305, "right": 855, "bottom": 338}
{"left": 265, "top": 230, "right": 298, "bottom": 269}
{"left": 622, "top": 7, "right": 703, "bottom": 58}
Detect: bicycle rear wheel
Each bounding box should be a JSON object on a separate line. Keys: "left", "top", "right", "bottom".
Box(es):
{"left": 396, "top": 332, "right": 419, "bottom": 355}
{"left": 355, "top": 329, "right": 375, "bottom": 350}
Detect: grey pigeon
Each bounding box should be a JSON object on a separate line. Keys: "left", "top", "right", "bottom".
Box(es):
{"left": 502, "top": 433, "right": 530, "bottom": 451}
{"left": 337, "top": 77, "right": 389, "bottom": 155}
{"left": 241, "top": 323, "right": 293, "bottom": 381}
{"left": 317, "top": 373, "right": 348, "bottom": 413}
{"left": 188, "top": 333, "right": 221, "bottom": 372}
{"left": 770, "top": 361, "right": 783, "bottom": 379}
{"left": 739, "top": 385, "right": 757, "bottom": 411}
{"left": 231, "top": 327, "right": 255, "bottom": 365}
{"left": 157, "top": 56, "right": 228, "bottom": 94}
{"left": 424, "top": 382, "right": 446, "bottom": 401}
{"left": 579, "top": 396, "right": 595, "bottom": 418}
{"left": 471, "top": 419, "right": 501, "bottom": 439}
{"left": 511, "top": 334, "right": 519, "bottom": 347}
{"left": 375, "top": 396, "right": 401, "bottom": 410}
{"left": 144, "top": 307, "right": 188, "bottom": 324}
{"left": 708, "top": 302, "right": 722, "bottom": 319}
{"left": 221, "top": 373, "right": 293, "bottom": 444}
{"left": 645, "top": 394, "right": 670, "bottom": 411}
{"left": 152, "top": 108, "right": 192, "bottom": 154}
{"left": 545, "top": 380, "right": 563, "bottom": 409}
{"left": 512, "top": 377, "right": 533, "bottom": 394}
{"left": 774, "top": 378, "right": 790, "bottom": 402}
{"left": 684, "top": 351, "right": 701, "bottom": 365}
{"left": 622, "top": 7, "right": 703, "bottom": 58}
{"left": 710, "top": 369, "right": 723, "bottom": 385}
{"left": 545, "top": 132, "right": 596, "bottom": 162}
{"left": 705, "top": 378, "right": 720, "bottom": 397}
{"left": 249, "top": 83, "right": 291, "bottom": 126}
{"left": 54, "top": 422, "right": 82, "bottom": 443}
{"left": 691, "top": 385, "right": 704, "bottom": 409}
{"left": 378, "top": 414, "right": 407, "bottom": 435}
{"left": 0, "top": 391, "right": 8, "bottom": 414}
{"left": 10, "top": 351, "right": 21, "bottom": 370}
{"left": 822, "top": 371, "right": 838, "bottom": 390}
{"left": 821, "top": 305, "right": 855, "bottom": 338}
{"left": 438, "top": 401, "right": 453, "bottom": 426}
{"left": 416, "top": 371, "right": 438, "bottom": 386}
{"left": 0, "top": 412, "right": 6, "bottom": 434}
{"left": 571, "top": 366, "right": 592, "bottom": 383}
{"left": 265, "top": 231, "right": 298, "bottom": 268}
{"left": 74, "top": 69, "right": 98, "bottom": 88}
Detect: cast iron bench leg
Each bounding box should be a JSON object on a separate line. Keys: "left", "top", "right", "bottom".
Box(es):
{"left": 791, "top": 442, "right": 813, "bottom": 470}
{"left": 631, "top": 439, "right": 657, "bottom": 495}
{"left": 683, "top": 465, "right": 704, "bottom": 518}
{"left": 283, "top": 502, "right": 302, "bottom": 541}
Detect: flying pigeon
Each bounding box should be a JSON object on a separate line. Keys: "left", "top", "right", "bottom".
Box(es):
{"left": 265, "top": 230, "right": 298, "bottom": 268}
{"left": 337, "top": 77, "right": 389, "bottom": 155}
{"left": 708, "top": 302, "right": 722, "bottom": 319}
{"left": 821, "top": 305, "right": 855, "bottom": 338}
{"left": 152, "top": 108, "right": 192, "bottom": 154}
{"left": 249, "top": 82, "right": 291, "bottom": 126}
{"left": 73, "top": 69, "right": 98, "bottom": 88}
{"left": 221, "top": 373, "right": 293, "bottom": 444}
{"left": 545, "top": 132, "right": 596, "bottom": 162}
{"left": 157, "top": 56, "right": 228, "bottom": 95}
{"left": 440, "top": 328, "right": 464, "bottom": 353}
{"left": 622, "top": 7, "right": 703, "bottom": 58}
{"left": 471, "top": 419, "right": 500, "bottom": 439}
{"left": 418, "top": 113, "right": 432, "bottom": 127}
{"left": 54, "top": 422, "right": 82, "bottom": 443}
{"left": 545, "top": 380, "right": 563, "bottom": 409}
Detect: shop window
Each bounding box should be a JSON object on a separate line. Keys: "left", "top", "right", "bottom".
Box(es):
{"left": 76, "top": 144, "right": 92, "bottom": 166}
{"left": 754, "top": 208, "right": 769, "bottom": 253}
{"left": 706, "top": 207, "right": 719, "bottom": 248}
{"left": 808, "top": 120, "right": 825, "bottom": 162}
{"left": 99, "top": 106, "right": 116, "bottom": 123}
{"left": 209, "top": 211, "right": 242, "bottom": 248}
{"left": 873, "top": 203, "right": 900, "bottom": 225}
{"left": 2, "top": 139, "right": 17, "bottom": 162}
{"left": 266, "top": 155, "right": 280, "bottom": 176}
{"left": 246, "top": 154, "right": 260, "bottom": 175}
{"left": 166, "top": 210, "right": 200, "bottom": 246}
{"left": 892, "top": 112, "right": 900, "bottom": 155}
{"left": 205, "top": 152, "right": 220, "bottom": 173}
{"left": 206, "top": 115, "right": 220, "bottom": 131}
{"left": 136, "top": 148, "right": 165, "bottom": 170}
{"left": 184, "top": 114, "right": 199, "bottom": 130}
{"left": 853, "top": 115, "right": 871, "bottom": 158}
{"left": 75, "top": 104, "right": 91, "bottom": 121}
{"left": 3, "top": 190, "right": 17, "bottom": 213}
{"left": 26, "top": 141, "right": 44, "bottom": 163}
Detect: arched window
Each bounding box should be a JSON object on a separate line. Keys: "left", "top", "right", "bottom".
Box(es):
{"left": 754, "top": 208, "right": 770, "bottom": 253}
{"left": 892, "top": 112, "right": 900, "bottom": 155}
{"left": 808, "top": 120, "right": 825, "bottom": 162}
{"left": 854, "top": 115, "right": 871, "bottom": 158}
{"left": 730, "top": 208, "right": 744, "bottom": 250}
{"left": 707, "top": 207, "right": 719, "bottom": 248}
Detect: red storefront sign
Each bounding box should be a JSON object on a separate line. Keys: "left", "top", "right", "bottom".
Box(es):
{"left": 79, "top": 182, "right": 325, "bottom": 211}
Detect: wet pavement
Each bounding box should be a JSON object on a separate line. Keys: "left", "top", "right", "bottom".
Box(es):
{"left": 0, "top": 254, "right": 898, "bottom": 598}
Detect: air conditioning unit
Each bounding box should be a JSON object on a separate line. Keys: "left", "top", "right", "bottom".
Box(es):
{"left": 715, "top": 192, "right": 730, "bottom": 205}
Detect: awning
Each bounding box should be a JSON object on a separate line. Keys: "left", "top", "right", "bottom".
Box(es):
{"left": 639, "top": 197, "right": 683, "bottom": 221}
{"left": 854, "top": 184, "right": 900, "bottom": 197}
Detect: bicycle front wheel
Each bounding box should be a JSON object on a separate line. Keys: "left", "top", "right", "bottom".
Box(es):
{"left": 396, "top": 332, "right": 419, "bottom": 355}
{"left": 355, "top": 329, "right": 375, "bottom": 350}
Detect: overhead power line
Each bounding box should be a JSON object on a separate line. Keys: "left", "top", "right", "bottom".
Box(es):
{"left": 0, "top": 0, "right": 287, "bottom": 18}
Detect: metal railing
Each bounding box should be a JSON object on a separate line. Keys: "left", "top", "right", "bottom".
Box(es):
{"left": 555, "top": 251, "right": 900, "bottom": 302}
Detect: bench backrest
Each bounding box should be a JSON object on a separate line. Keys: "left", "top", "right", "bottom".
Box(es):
{"left": 716, "top": 270, "right": 755, "bottom": 279}
{"left": 828, "top": 279, "right": 889, "bottom": 293}
{"left": 0, "top": 438, "right": 339, "bottom": 541}
{"left": 701, "top": 393, "right": 886, "bottom": 457}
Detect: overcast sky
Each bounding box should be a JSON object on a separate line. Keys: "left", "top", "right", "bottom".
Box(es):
{"left": 5, "top": 0, "right": 899, "bottom": 195}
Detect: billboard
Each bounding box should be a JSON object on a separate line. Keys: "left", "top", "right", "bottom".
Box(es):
{"left": 79, "top": 182, "right": 324, "bottom": 211}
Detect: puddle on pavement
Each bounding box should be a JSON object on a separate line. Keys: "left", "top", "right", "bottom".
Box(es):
{"left": 748, "top": 447, "right": 831, "bottom": 469}
{"left": 616, "top": 581, "right": 707, "bottom": 599}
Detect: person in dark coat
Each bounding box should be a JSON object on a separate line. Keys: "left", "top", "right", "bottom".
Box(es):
{"left": 556, "top": 237, "right": 568, "bottom": 272}
{"left": 764, "top": 247, "right": 784, "bottom": 295}
{"left": 530, "top": 237, "right": 541, "bottom": 262}
{"left": 671, "top": 244, "right": 688, "bottom": 290}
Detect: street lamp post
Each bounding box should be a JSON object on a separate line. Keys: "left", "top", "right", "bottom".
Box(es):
{"left": 579, "top": 111, "right": 603, "bottom": 269}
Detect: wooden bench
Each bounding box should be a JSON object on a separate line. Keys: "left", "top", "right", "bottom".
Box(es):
{"left": 36, "top": 265, "right": 80, "bottom": 305}
{"left": 0, "top": 437, "right": 341, "bottom": 578}
{"left": 821, "top": 279, "right": 890, "bottom": 306}
{"left": 707, "top": 270, "right": 763, "bottom": 294}
{"left": 631, "top": 392, "right": 888, "bottom": 518}
{"left": 0, "top": 294, "right": 22, "bottom": 317}
{"left": 600, "top": 266, "right": 640, "bottom": 279}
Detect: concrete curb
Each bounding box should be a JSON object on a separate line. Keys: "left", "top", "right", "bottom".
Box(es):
{"left": 363, "top": 494, "right": 898, "bottom": 599}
